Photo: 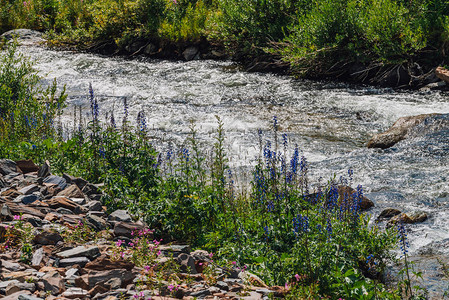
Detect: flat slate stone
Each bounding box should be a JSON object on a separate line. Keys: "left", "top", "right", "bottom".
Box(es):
{"left": 43, "top": 175, "right": 67, "bottom": 190}
{"left": 109, "top": 209, "right": 132, "bottom": 222}
{"left": 0, "top": 159, "right": 19, "bottom": 176}
{"left": 57, "top": 246, "right": 100, "bottom": 260}
{"left": 59, "top": 257, "right": 90, "bottom": 268}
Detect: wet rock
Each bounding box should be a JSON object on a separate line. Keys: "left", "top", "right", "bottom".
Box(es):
{"left": 0, "top": 159, "right": 20, "bottom": 176}
{"left": 84, "top": 254, "right": 134, "bottom": 271}
{"left": 337, "top": 185, "right": 374, "bottom": 210}
{"left": 109, "top": 209, "right": 132, "bottom": 222}
{"left": 183, "top": 46, "right": 200, "bottom": 61}
{"left": 57, "top": 246, "right": 100, "bottom": 260}
{"left": 386, "top": 212, "right": 428, "bottom": 227}
{"left": 377, "top": 208, "right": 402, "bottom": 221}
{"left": 0, "top": 29, "right": 45, "bottom": 46}
{"left": 59, "top": 257, "right": 90, "bottom": 268}
{"left": 409, "top": 211, "right": 429, "bottom": 223}
{"left": 177, "top": 253, "right": 197, "bottom": 274}
{"left": 367, "top": 113, "right": 441, "bottom": 149}
{"left": 37, "top": 161, "right": 50, "bottom": 178}
{"left": 57, "top": 184, "right": 84, "bottom": 198}
{"left": 33, "top": 230, "right": 63, "bottom": 245}
{"left": 15, "top": 160, "right": 39, "bottom": 174}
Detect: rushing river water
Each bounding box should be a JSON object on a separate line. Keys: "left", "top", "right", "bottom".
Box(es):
{"left": 19, "top": 44, "right": 449, "bottom": 297}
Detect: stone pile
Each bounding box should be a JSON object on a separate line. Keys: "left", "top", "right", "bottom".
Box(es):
{"left": 0, "top": 159, "right": 282, "bottom": 300}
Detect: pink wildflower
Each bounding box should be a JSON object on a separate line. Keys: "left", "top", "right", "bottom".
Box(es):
{"left": 295, "top": 274, "right": 300, "bottom": 281}
{"left": 144, "top": 265, "right": 151, "bottom": 273}
{"left": 13, "top": 215, "right": 21, "bottom": 220}
{"left": 157, "top": 250, "right": 161, "bottom": 256}
{"left": 231, "top": 261, "right": 236, "bottom": 265}
{"left": 168, "top": 284, "right": 175, "bottom": 292}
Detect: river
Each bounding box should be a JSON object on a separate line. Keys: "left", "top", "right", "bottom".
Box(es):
{"left": 19, "top": 44, "right": 449, "bottom": 297}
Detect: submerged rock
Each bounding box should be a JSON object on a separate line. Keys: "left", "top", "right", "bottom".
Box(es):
{"left": 367, "top": 113, "right": 441, "bottom": 149}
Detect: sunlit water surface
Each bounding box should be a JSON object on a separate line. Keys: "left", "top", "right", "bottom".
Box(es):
{"left": 20, "top": 45, "right": 449, "bottom": 297}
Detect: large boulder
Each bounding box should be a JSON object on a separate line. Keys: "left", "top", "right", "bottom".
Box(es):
{"left": 367, "top": 113, "right": 441, "bottom": 149}
{"left": 1, "top": 29, "right": 45, "bottom": 46}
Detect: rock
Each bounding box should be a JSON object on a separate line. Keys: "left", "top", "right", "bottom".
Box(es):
{"left": 0, "top": 29, "right": 45, "bottom": 45}
{"left": 409, "top": 211, "right": 428, "bottom": 223}
{"left": 1, "top": 203, "right": 13, "bottom": 220}
{"left": 57, "top": 184, "right": 84, "bottom": 198}
{"left": 43, "top": 175, "right": 67, "bottom": 190}
{"left": 18, "top": 295, "right": 43, "bottom": 300}
{"left": 57, "top": 246, "right": 100, "bottom": 260}
{"left": 1, "top": 188, "right": 22, "bottom": 199}
{"left": 33, "top": 230, "right": 63, "bottom": 245}
{"left": 144, "top": 43, "right": 157, "bottom": 55}
{"left": 87, "top": 269, "right": 135, "bottom": 289}
{"left": 0, "top": 174, "right": 6, "bottom": 188}
{"left": 15, "top": 160, "right": 39, "bottom": 174}
{"left": 5, "top": 282, "right": 35, "bottom": 295}
{"left": 109, "top": 209, "right": 132, "bottom": 222}
{"left": 335, "top": 186, "right": 374, "bottom": 210}
{"left": 84, "top": 200, "right": 103, "bottom": 212}
{"left": 41, "top": 270, "right": 65, "bottom": 295}
{"left": 1, "top": 260, "right": 23, "bottom": 271}
{"left": 37, "top": 161, "right": 50, "bottom": 178}
{"left": 82, "top": 183, "right": 100, "bottom": 196}
{"left": 113, "top": 222, "right": 145, "bottom": 238}
{"left": 59, "top": 257, "right": 90, "bottom": 268}
{"left": 177, "top": 253, "right": 197, "bottom": 274}
{"left": 104, "top": 277, "right": 122, "bottom": 289}
{"left": 46, "top": 197, "right": 87, "bottom": 214}
{"left": 31, "top": 248, "right": 45, "bottom": 268}
{"left": 387, "top": 211, "right": 429, "bottom": 227}
{"left": 0, "top": 280, "right": 20, "bottom": 292}
{"left": 189, "top": 289, "right": 211, "bottom": 298}
{"left": 1, "top": 290, "right": 32, "bottom": 300}
{"left": 23, "top": 215, "right": 42, "bottom": 227}
{"left": 18, "top": 184, "right": 40, "bottom": 195}
{"left": 0, "top": 159, "right": 20, "bottom": 175}
{"left": 16, "top": 194, "right": 40, "bottom": 205}
{"left": 84, "top": 254, "right": 134, "bottom": 271}
{"left": 62, "top": 287, "right": 89, "bottom": 299}
{"left": 215, "top": 281, "right": 229, "bottom": 291}
{"left": 367, "top": 113, "right": 440, "bottom": 149}
{"left": 238, "top": 271, "right": 268, "bottom": 287}
{"left": 435, "top": 66, "right": 449, "bottom": 83}
{"left": 183, "top": 46, "right": 200, "bottom": 61}
{"left": 5, "top": 202, "right": 45, "bottom": 219}
{"left": 85, "top": 214, "right": 108, "bottom": 231}
{"left": 377, "top": 208, "right": 401, "bottom": 221}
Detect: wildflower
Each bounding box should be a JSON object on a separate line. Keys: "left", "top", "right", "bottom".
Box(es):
{"left": 157, "top": 250, "right": 161, "bottom": 256}
{"left": 231, "top": 261, "right": 236, "bottom": 265}
{"left": 397, "top": 220, "right": 409, "bottom": 257}
{"left": 208, "top": 252, "right": 214, "bottom": 259}
{"left": 13, "top": 215, "right": 21, "bottom": 220}
{"left": 115, "top": 240, "right": 124, "bottom": 247}
{"left": 144, "top": 265, "right": 151, "bottom": 273}
{"left": 168, "top": 284, "right": 175, "bottom": 292}
{"left": 294, "top": 274, "right": 300, "bottom": 281}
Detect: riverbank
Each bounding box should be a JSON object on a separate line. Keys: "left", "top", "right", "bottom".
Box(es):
{"left": 2, "top": 0, "right": 449, "bottom": 90}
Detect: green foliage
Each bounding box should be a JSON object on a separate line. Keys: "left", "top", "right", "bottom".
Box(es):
{"left": 0, "top": 39, "right": 66, "bottom": 144}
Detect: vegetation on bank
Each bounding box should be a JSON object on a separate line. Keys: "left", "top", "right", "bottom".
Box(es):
{"left": 1, "top": 0, "right": 449, "bottom": 82}
{"left": 0, "top": 39, "right": 429, "bottom": 298}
